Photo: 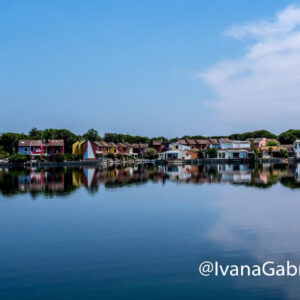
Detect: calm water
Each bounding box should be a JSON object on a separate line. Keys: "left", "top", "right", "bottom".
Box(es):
{"left": 1, "top": 163, "right": 300, "bottom": 299}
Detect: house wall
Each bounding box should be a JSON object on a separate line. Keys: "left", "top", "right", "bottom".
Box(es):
{"left": 232, "top": 141, "right": 250, "bottom": 148}
{"left": 18, "top": 146, "right": 30, "bottom": 155}
{"left": 293, "top": 142, "right": 300, "bottom": 158}
{"left": 220, "top": 142, "right": 233, "bottom": 149}
{"left": 169, "top": 143, "right": 190, "bottom": 151}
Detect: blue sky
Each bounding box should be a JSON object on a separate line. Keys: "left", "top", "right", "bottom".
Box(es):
{"left": 0, "top": 0, "right": 298, "bottom": 137}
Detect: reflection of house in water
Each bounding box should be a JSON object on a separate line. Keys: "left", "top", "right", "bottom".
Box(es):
{"left": 217, "top": 164, "right": 252, "bottom": 183}
{"left": 18, "top": 170, "right": 64, "bottom": 191}
{"left": 294, "top": 164, "right": 300, "bottom": 183}
{"left": 82, "top": 168, "right": 98, "bottom": 187}
{"left": 161, "top": 165, "right": 193, "bottom": 181}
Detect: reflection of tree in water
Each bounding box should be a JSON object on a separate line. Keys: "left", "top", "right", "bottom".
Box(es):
{"left": 1, "top": 163, "right": 300, "bottom": 198}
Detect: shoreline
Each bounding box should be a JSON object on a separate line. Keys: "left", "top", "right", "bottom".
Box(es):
{"left": 1, "top": 157, "right": 299, "bottom": 168}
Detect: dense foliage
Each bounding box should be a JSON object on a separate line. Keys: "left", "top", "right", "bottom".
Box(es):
{"left": 278, "top": 129, "right": 300, "bottom": 144}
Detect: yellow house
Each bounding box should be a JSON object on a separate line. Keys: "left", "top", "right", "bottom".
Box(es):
{"left": 72, "top": 141, "right": 85, "bottom": 156}
{"left": 260, "top": 146, "right": 281, "bottom": 158}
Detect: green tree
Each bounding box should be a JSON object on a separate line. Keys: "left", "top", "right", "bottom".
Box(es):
{"left": 9, "top": 153, "right": 27, "bottom": 163}
{"left": 278, "top": 129, "right": 300, "bottom": 144}
{"left": 83, "top": 128, "right": 100, "bottom": 141}
{"left": 266, "top": 140, "right": 279, "bottom": 146}
{"left": 29, "top": 127, "right": 42, "bottom": 139}
{"left": 144, "top": 148, "right": 157, "bottom": 159}
{"left": 206, "top": 148, "right": 217, "bottom": 158}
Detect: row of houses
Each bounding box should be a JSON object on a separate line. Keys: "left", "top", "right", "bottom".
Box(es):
{"left": 72, "top": 141, "right": 149, "bottom": 159}
{"left": 17, "top": 138, "right": 300, "bottom": 160}
{"left": 18, "top": 140, "right": 64, "bottom": 156}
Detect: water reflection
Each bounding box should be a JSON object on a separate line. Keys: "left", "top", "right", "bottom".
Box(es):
{"left": 1, "top": 163, "right": 300, "bottom": 197}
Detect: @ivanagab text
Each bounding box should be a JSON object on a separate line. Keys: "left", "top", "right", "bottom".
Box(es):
{"left": 199, "top": 261, "right": 300, "bottom": 277}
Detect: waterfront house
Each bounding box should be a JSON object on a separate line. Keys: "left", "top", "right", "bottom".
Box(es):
{"left": 123, "top": 142, "right": 134, "bottom": 155}
{"left": 108, "top": 142, "right": 118, "bottom": 154}
{"left": 293, "top": 140, "right": 300, "bottom": 158}
{"left": 82, "top": 141, "right": 97, "bottom": 160}
{"left": 186, "top": 139, "right": 198, "bottom": 149}
{"left": 19, "top": 140, "right": 64, "bottom": 157}
{"left": 116, "top": 143, "right": 126, "bottom": 154}
{"left": 72, "top": 141, "right": 97, "bottom": 159}
{"left": 18, "top": 140, "right": 45, "bottom": 156}
{"left": 260, "top": 146, "right": 281, "bottom": 158}
{"left": 132, "top": 143, "right": 149, "bottom": 154}
{"left": 253, "top": 138, "right": 267, "bottom": 148}
{"left": 209, "top": 139, "right": 220, "bottom": 149}
{"left": 195, "top": 139, "right": 211, "bottom": 150}
{"left": 219, "top": 138, "right": 233, "bottom": 149}
{"left": 46, "top": 140, "right": 64, "bottom": 155}
{"left": 169, "top": 142, "right": 191, "bottom": 151}
{"left": 152, "top": 140, "right": 169, "bottom": 152}
{"left": 160, "top": 148, "right": 196, "bottom": 160}
{"left": 72, "top": 141, "right": 85, "bottom": 156}
{"left": 217, "top": 140, "right": 252, "bottom": 159}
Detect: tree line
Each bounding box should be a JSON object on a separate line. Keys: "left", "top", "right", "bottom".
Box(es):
{"left": 1, "top": 128, "right": 300, "bottom": 156}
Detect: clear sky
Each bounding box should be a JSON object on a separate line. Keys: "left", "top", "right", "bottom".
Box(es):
{"left": 1, "top": 0, "right": 299, "bottom": 137}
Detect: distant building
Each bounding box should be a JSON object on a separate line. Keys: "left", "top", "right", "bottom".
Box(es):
{"left": 293, "top": 140, "right": 300, "bottom": 158}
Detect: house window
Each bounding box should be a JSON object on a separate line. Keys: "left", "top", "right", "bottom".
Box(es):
{"left": 24, "top": 148, "right": 28, "bottom": 152}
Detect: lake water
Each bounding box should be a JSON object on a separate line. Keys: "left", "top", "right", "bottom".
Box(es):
{"left": 1, "top": 163, "right": 300, "bottom": 299}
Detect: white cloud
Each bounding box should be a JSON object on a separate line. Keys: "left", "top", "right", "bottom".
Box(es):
{"left": 200, "top": 5, "right": 300, "bottom": 132}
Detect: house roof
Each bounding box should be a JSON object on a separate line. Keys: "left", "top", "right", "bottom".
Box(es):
{"left": 186, "top": 139, "right": 197, "bottom": 145}
{"left": 253, "top": 137, "right": 265, "bottom": 143}
{"left": 152, "top": 140, "right": 162, "bottom": 146}
{"left": 177, "top": 139, "right": 187, "bottom": 145}
{"left": 19, "top": 140, "right": 44, "bottom": 147}
{"left": 219, "top": 138, "right": 232, "bottom": 143}
{"left": 101, "top": 141, "right": 110, "bottom": 147}
{"left": 117, "top": 142, "right": 126, "bottom": 147}
{"left": 209, "top": 139, "right": 219, "bottom": 145}
{"left": 47, "top": 139, "right": 64, "bottom": 146}
{"left": 18, "top": 140, "right": 31, "bottom": 146}
{"left": 195, "top": 139, "right": 211, "bottom": 145}
{"left": 132, "top": 143, "right": 148, "bottom": 148}
{"left": 123, "top": 142, "right": 132, "bottom": 147}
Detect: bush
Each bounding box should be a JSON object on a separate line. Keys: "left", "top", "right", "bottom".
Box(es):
{"left": 266, "top": 140, "right": 278, "bottom": 146}
{"left": 9, "top": 153, "right": 27, "bottom": 163}
{"left": 279, "top": 148, "right": 289, "bottom": 158}
{"left": 52, "top": 153, "right": 65, "bottom": 162}
{"left": 206, "top": 148, "right": 217, "bottom": 158}
{"left": 144, "top": 148, "right": 157, "bottom": 159}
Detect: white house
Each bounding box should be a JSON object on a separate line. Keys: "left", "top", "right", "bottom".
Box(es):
{"left": 168, "top": 142, "right": 191, "bottom": 151}
{"left": 217, "top": 140, "right": 252, "bottom": 159}
{"left": 293, "top": 140, "right": 300, "bottom": 158}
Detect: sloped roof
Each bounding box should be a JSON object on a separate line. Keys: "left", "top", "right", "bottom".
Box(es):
{"left": 177, "top": 139, "right": 187, "bottom": 145}
{"left": 47, "top": 139, "right": 64, "bottom": 146}
{"left": 186, "top": 139, "right": 197, "bottom": 145}
{"left": 209, "top": 139, "right": 219, "bottom": 145}
{"left": 195, "top": 139, "right": 211, "bottom": 145}
{"left": 152, "top": 140, "right": 162, "bottom": 145}
{"left": 219, "top": 138, "right": 232, "bottom": 143}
